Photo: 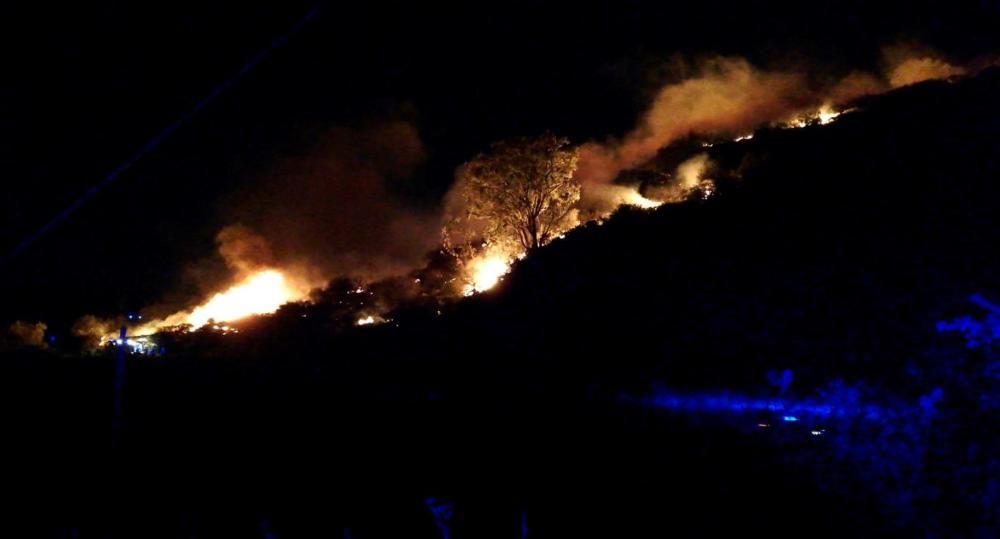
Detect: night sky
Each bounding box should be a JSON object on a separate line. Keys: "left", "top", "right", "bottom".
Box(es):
{"left": 2, "top": 1, "right": 998, "bottom": 327}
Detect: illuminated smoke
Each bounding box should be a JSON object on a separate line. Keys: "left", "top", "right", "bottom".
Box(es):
{"left": 71, "top": 47, "right": 991, "bottom": 342}
{"left": 216, "top": 224, "right": 275, "bottom": 278}
{"left": 75, "top": 121, "right": 440, "bottom": 343}
{"left": 636, "top": 153, "right": 715, "bottom": 204}
{"left": 576, "top": 57, "right": 809, "bottom": 186}
{"left": 675, "top": 153, "right": 710, "bottom": 191}
{"left": 7, "top": 321, "right": 48, "bottom": 349}
{"left": 824, "top": 71, "right": 888, "bottom": 105}
{"left": 226, "top": 121, "right": 440, "bottom": 281}
{"left": 72, "top": 315, "right": 116, "bottom": 349}
{"left": 577, "top": 184, "right": 664, "bottom": 219}
{"left": 888, "top": 57, "right": 966, "bottom": 88}
{"left": 882, "top": 43, "right": 966, "bottom": 88}
{"left": 616, "top": 189, "right": 663, "bottom": 209}
{"left": 575, "top": 49, "right": 980, "bottom": 195}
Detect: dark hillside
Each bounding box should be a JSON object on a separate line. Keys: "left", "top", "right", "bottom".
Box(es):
{"left": 3, "top": 69, "right": 999, "bottom": 537}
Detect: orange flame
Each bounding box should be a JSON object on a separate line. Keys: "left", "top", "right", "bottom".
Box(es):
{"left": 185, "top": 269, "right": 302, "bottom": 328}
{"left": 620, "top": 190, "right": 664, "bottom": 209}
{"left": 463, "top": 254, "right": 513, "bottom": 296}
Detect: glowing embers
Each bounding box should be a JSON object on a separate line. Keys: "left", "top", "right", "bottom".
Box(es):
{"left": 816, "top": 106, "right": 841, "bottom": 125}
{"left": 781, "top": 104, "right": 855, "bottom": 129}
{"left": 355, "top": 314, "right": 388, "bottom": 327}
{"left": 620, "top": 189, "right": 664, "bottom": 209}
{"left": 692, "top": 179, "right": 715, "bottom": 200}
{"left": 186, "top": 269, "right": 301, "bottom": 328}
{"left": 462, "top": 253, "right": 513, "bottom": 296}
{"left": 208, "top": 324, "right": 239, "bottom": 335}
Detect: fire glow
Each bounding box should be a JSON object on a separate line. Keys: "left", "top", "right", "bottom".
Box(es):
{"left": 186, "top": 269, "right": 302, "bottom": 328}
{"left": 463, "top": 254, "right": 513, "bottom": 296}
{"left": 782, "top": 104, "right": 852, "bottom": 129}
{"left": 120, "top": 268, "right": 312, "bottom": 339}
{"left": 91, "top": 96, "right": 860, "bottom": 344}
{"left": 621, "top": 189, "right": 664, "bottom": 209}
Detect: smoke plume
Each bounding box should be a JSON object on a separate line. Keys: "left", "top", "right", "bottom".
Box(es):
{"left": 7, "top": 321, "right": 48, "bottom": 349}
{"left": 226, "top": 121, "right": 440, "bottom": 282}
{"left": 71, "top": 315, "right": 116, "bottom": 349}
{"left": 824, "top": 71, "right": 888, "bottom": 105}
{"left": 573, "top": 48, "right": 977, "bottom": 212}
{"left": 575, "top": 57, "right": 810, "bottom": 186}
{"left": 882, "top": 44, "right": 967, "bottom": 88}
{"left": 75, "top": 45, "right": 990, "bottom": 342}
{"left": 216, "top": 225, "right": 275, "bottom": 278}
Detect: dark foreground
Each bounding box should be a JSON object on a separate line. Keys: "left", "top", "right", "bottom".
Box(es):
{"left": 2, "top": 70, "right": 1000, "bottom": 537}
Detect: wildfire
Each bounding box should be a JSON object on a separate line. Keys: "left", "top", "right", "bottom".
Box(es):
{"left": 356, "top": 314, "right": 391, "bottom": 326}
{"left": 782, "top": 103, "right": 852, "bottom": 129}
{"left": 816, "top": 105, "right": 841, "bottom": 125}
{"left": 185, "top": 269, "right": 302, "bottom": 328}
{"left": 463, "top": 254, "right": 513, "bottom": 296}
{"left": 92, "top": 267, "right": 312, "bottom": 346}
{"left": 699, "top": 181, "right": 715, "bottom": 199}
{"left": 620, "top": 190, "right": 664, "bottom": 209}
{"left": 87, "top": 95, "right": 863, "bottom": 348}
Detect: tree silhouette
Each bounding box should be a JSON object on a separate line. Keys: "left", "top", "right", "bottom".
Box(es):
{"left": 449, "top": 133, "right": 580, "bottom": 252}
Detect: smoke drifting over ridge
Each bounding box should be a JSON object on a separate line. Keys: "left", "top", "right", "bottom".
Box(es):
{"left": 72, "top": 121, "right": 441, "bottom": 340}
{"left": 573, "top": 47, "right": 976, "bottom": 192}
{"left": 576, "top": 57, "right": 809, "bottom": 186}
{"left": 883, "top": 43, "right": 967, "bottom": 88}
{"left": 224, "top": 121, "right": 440, "bottom": 283}
{"left": 73, "top": 44, "right": 991, "bottom": 341}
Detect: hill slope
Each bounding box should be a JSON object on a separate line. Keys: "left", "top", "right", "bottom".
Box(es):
{"left": 4, "top": 68, "right": 1000, "bottom": 537}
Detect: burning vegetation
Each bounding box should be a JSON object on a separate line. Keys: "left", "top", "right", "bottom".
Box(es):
{"left": 61, "top": 47, "right": 993, "bottom": 352}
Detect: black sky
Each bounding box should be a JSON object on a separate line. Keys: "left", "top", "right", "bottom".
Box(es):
{"left": 2, "top": 1, "right": 998, "bottom": 328}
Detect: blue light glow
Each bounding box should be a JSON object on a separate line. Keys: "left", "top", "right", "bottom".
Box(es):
{"left": 636, "top": 389, "right": 890, "bottom": 423}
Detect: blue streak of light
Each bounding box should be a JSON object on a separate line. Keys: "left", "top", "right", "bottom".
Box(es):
{"left": 636, "top": 389, "right": 888, "bottom": 422}
{"left": 3, "top": 5, "right": 322, "bottom": 265}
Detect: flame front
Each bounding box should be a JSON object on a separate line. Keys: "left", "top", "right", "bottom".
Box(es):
{"left": 816, "top": 105, "right": 841, "bottom": 125}
{"left": 621, "top": 190, "right": 664, "bottom": 209}
{"left": 463, "top": 254, "right": 512, "bottom": 296}
{"left": 782, "top": 103, "right": 851, "bottom": 129}
{"left": 186, "top": 269, "right": 300, "bottom": 328}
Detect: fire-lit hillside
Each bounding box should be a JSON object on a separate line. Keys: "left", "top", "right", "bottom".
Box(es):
{"left": 1, "top": 2, "right": 998, "bottom": 531}
{"left": 3, "top": 66, "right": 994, "bottom": 535}
{"left": 97, "top": 67, "right": 998, "bottom": 366}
